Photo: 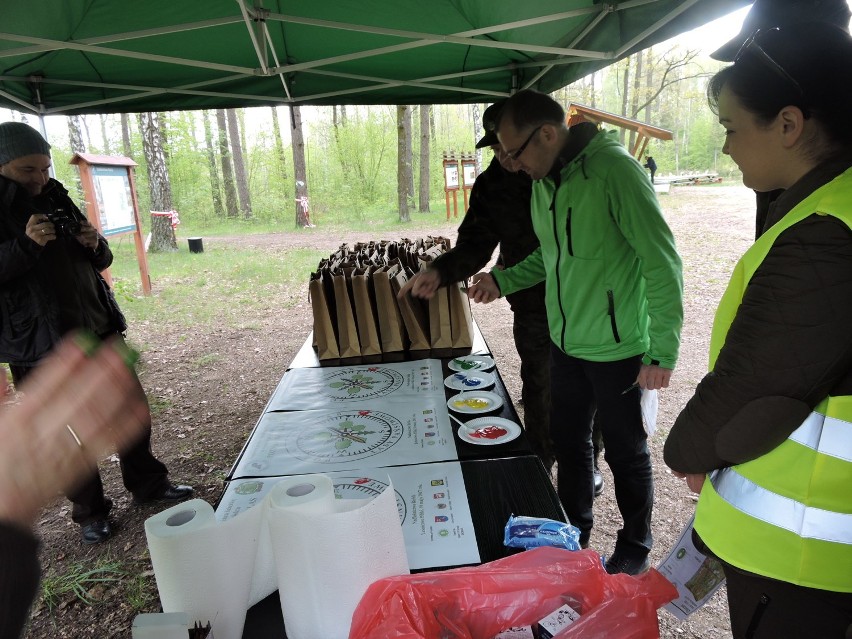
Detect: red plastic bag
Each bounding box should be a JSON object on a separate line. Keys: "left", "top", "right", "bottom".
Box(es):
{"left": 348, "top": 547, "right": 677, "bottom": 639}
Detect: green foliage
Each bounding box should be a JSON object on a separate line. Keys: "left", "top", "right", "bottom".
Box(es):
{"left": 35, "top": 42, "right": 745, "bottom": 234}
{"left": 40, "top": 558, "right": 124, "bottom": 612}
{"left": 123, "top": 571, "right": 156, "bottom": 613}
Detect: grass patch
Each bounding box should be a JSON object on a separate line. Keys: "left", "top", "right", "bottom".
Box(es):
{"left": 107, "top": 242, "right": 323, "bottom": 330}
{"left": 40, "top": 559, "right": 124, "bottom": 612}
{"left": 123, "top": 571, "right": 155, "bottom": 613}
{"left": 192, "top": 353, "right": 223, "bottom": 368}
{"left": 147, "top": 395, "right": 174, "bottom": 415}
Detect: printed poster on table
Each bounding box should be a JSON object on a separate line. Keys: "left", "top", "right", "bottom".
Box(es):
{"left": 232, "top": 397, "right": 455, "bottom": 478}
{"left": 216, "top": 462, "right": 480, "bottom": 570}
{"left": 267, "top": 359, "right": 444, "bottom": 411}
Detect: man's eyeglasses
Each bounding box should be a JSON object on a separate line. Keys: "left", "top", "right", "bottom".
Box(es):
{"left": 734, "top": 28, "right": 804, "bottom": 98}
{"left": 509, "top": 125, "right": 543, "bottom": 161}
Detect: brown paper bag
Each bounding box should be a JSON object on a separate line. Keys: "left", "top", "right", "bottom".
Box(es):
{"left": 309, "top": 270, "right": 340, "bottom": 361}
{"left": 392, "top": 268, "right": 431, "bottom": 354}
{"left": 351, "top": 267, "right": 382, "bottom": 361}
{"left": 372, "top": 263, "right": 408, "bottom": 359}
{"left": 332, "top": 271, "right": 361, "bottom": 360}
{"left": 448, "top": 280, "right": 474, "bottom": 350}
{"left": 428, "top": 286, "right": 453, "bottom": 356}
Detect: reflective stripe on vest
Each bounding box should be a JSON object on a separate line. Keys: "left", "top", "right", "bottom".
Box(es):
{"left": 696, "top": 168, "right": 852, "bottom": 592}
{"left": 711, "top": 468, "right": 852, "bottom": 545}
{"left": 790, "top": 411, "right": 852, "bottom": 464}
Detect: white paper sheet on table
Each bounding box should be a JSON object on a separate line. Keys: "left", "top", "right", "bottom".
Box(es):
{"left": 217, "top": 461, "right": 480, "bottom": 570}
{"left": 267, "top": 358, "right": 445, "bottom": 411}
{"left": 232, "top": 396, "right": 456, "bottom": 477}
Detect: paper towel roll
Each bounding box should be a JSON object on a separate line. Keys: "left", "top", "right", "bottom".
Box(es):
{"left": 144, "top": 498, "right": 266, "bottom": 639}
{"left": 267, "top": 474, "right": 409, "bottom": 639}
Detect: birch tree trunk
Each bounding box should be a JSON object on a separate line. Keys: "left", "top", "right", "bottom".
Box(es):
{"left": 68, "top": 116, "right": 85, "bottom": 154}
{"left": 291, "top": 105, "right": 312, "bottom": 227}
{"left": 216, "top": 109, "right": 239, "bottom": 217}
{"left": 619, "top": 58, "right": 630, "bottom": 146}
{"left": 99, "top": 115, "right": 111, "bottom": 155}
{"left": 418, "top": 105, "right": 431, "bottom": 212}
{"left": 397, "top": 105, "right": 412, "bottom": 222}
{"left": 270, "top": 106, "right": 288, "bottom": 183}
{"left": 140, "top": 112, "right": 177, "bottom": 252}
{"left": 202, "top": 110, "right": 224, "bottom": 218}
{"left": 226, "top": 108, "right": 253, "bottom": 219}
{"left": 120, "top": 113, "right": 132, "bottom": 157}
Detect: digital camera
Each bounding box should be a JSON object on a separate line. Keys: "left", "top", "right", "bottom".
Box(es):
{"left": 46, "top": 208, "right": 81, "bottom": 237}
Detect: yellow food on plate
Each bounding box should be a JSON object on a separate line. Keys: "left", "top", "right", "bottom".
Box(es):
{"left": 453, "top": 397, "right": 490, "bottom": 409}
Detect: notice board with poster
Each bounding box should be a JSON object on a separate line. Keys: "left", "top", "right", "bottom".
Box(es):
{"left": 70, "top": 153, "right": 151, "bottom": 294}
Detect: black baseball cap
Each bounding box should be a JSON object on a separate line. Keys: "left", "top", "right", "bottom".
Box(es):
{"left": 711, "top": 0, "right": 851, "bottom": 61}
{"left": 474, "top": 99, "right": 508, "bottom": 149}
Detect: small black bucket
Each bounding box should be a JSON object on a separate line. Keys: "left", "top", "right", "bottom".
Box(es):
{"left": 188, "top": 237, "right": 204, "bottom": 254}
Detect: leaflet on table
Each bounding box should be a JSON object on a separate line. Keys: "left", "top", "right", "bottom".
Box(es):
{"left": 658, "top": 515, "right": 726, "bottom": 620}
{"left": 232, "top": 397, "right": 455, "bottom": 478}
{"left": 267, "top": 359, "right": 445, "bottom": 411}
{"left": 216, "top": 462, "right": 480, "bottom": 570}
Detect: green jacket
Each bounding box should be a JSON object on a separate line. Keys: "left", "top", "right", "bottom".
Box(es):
{"left": 492, "top": 129, "right": 683, "bottom": 367}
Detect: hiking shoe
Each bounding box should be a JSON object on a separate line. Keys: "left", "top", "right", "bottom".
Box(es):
{"left": 593, "top": 463, "right": 604, "bottom": 497}
{"left": 133, "top": 483, "right": 193, "bottom": 505}
{"left": 605, "top": 550, "right": 650, "bottom": 575}
{"left": 81, "top": 519, "right": 112, "bottom": 545}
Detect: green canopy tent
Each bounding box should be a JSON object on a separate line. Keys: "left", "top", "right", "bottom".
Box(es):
{"left": 1, "top": 0, "right": 748, "bottom": 115}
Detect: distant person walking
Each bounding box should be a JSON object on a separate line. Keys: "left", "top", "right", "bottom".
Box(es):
{"left": 643, "top": 155, "right": 657, "bottom": 183}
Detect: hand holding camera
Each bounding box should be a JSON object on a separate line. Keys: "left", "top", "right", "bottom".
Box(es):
{"left": 26, "top": 210, "right": 99, "bottom": 250}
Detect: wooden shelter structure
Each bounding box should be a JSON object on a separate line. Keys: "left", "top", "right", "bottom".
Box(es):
{"left": 566, "top": 103, "right": 672, "bottom": 159}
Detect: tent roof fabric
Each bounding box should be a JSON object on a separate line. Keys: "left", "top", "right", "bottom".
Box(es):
{"left": 0, "top": 0, "right": 748, "bottom": 115}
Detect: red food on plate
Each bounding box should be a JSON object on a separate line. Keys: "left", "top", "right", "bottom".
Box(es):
{"left": 469, "top": 425, "right": 508, "bottom": 439}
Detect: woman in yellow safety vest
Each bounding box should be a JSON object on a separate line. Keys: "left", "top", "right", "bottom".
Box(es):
{"left": 664, "top": 23, "right": 852, "bottom": 638}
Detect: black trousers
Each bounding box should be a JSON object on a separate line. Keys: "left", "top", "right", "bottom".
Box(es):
{"left": 723, "top": 561, "right": 852, "bottom": 638}
{"left": 512, "top": 309, "right": 554, "bottom": 469}
{"left": 11, "top": 351, "right": 169, "bottom": 526}
{"left": 549, "top": 346, "right": 652, "bottom": 554}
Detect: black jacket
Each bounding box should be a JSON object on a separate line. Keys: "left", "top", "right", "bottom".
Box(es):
{"left": 0, "top": 176, "right": 126, "bottom": 365}
{"left": 430, "top": 156, "right": 545, "bottom": 314}
{"left": 664, "top": 157, "right": 852, "bottom": 472}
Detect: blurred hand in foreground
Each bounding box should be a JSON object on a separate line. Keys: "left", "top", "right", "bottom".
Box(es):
{"left": 0, "top": 334, "right": 148, "bottom": 528}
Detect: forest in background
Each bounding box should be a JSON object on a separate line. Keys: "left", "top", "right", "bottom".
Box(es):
{"left": 1, "top": 41, "right": 735, "bottom": 232}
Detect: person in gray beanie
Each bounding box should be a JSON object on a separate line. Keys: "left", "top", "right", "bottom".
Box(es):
{"left": 0, "top": 121, "right": 52, "bottom": 167}
{"left": 0, "top": 121, "right": 193, "bottom": 545}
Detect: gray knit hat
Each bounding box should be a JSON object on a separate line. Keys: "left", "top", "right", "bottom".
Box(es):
{"left": 0, "top": 122, "right": 52, "bottom": 165}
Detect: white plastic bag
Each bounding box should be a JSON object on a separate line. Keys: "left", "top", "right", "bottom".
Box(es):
{"left": 640, "top": 388, "right": 658, "bottom": 437}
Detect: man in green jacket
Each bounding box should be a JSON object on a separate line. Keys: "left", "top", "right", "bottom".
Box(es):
{"left": 468, "top": 90, "right": 683, "bottom": 575}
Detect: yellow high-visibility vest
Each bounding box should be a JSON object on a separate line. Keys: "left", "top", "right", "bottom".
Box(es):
{"left": 695, "top": 168, "right": 852, "bottom": 592}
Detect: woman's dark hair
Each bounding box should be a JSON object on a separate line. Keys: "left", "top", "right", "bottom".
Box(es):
{"left": 707, "top": 22, "right": 852, "bottom": 152}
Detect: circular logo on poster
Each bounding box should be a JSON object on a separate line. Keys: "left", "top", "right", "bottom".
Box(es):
{"left": 323, "top": 367, "right": 405, "bottom": 401}
{"left": 333, "top": 476, "right": 407, "bottom": 523}
{"left": 290, "top": 410, "right": 404, "bottom": 463}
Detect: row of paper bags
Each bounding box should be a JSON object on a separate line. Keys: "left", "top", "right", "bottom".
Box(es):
{"left": 310, "top": 237, "right": 474, "bottom": 362}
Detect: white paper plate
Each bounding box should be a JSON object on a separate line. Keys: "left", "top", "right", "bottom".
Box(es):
{"left": 444, "top": 371, "right": 496, "bottom": 392}
{"left": 457, "top": 417, "right": 522, "bottom": 445}
{"left": 447, "top": 355, "right": 496, "bottom": 373}
{"left": 447, "top": 391, "right": 504, "bottom": 415}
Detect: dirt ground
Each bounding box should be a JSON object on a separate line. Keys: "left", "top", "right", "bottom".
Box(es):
{"left": 22, "top": 184, "right": 756, "bottom": 638}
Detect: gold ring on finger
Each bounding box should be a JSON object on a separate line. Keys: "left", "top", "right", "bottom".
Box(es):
{"left": 66, "top": 424, "right": 84, "bottom": 449}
